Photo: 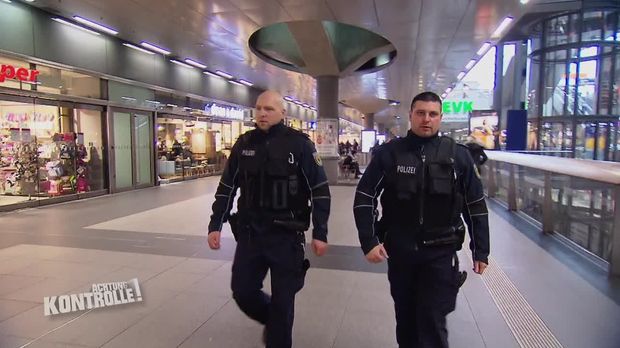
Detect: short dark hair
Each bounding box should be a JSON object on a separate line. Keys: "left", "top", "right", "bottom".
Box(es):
{"left": 410, "top": 91, "right": 442, "bottom": 111}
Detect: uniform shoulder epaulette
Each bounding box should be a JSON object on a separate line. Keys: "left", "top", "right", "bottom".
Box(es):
{"left": 387, "top": 137, "right": 407, "bottom": 148}
{"left": 287, "top": 127, "right": 310, "bottom": 139}
{"left": 456, "top": 143, "right": 474, "bottom": 153}
{"left": 239, "top": 129, "right": 255, "bottom": 144}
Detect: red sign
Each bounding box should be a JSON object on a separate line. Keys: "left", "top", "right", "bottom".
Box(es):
{"left": 0, "top": 64, "right": 40, "bottom": 83}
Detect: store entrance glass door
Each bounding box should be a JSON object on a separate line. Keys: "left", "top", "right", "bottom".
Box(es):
{"left": 112, "top": 112, "right": 133, "bottom": 191}
{"left": 110, "top": 110, "right": 153, "bottom": 192}
{"left": 134, "top": 113, "right": 152, "bottom": 186}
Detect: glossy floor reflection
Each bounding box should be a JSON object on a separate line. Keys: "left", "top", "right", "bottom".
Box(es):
{"left": 0, "top": 176, "right": 618, "bottom": 348}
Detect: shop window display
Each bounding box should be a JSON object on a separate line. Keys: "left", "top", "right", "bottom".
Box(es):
{"left": 156, "top": 118, "right": 227, "bottom": 182}
{"left": 0, "top": 99, "right": 104, "bottom": 206}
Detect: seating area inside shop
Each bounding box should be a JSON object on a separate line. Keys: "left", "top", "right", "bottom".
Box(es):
{"left": 155, "top": 118, "right": 235, "bottom": 183}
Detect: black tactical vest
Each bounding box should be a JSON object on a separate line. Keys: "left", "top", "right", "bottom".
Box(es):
{"left": 382, "top": 136, "right": 463, "bottom": 240}
{"left": 237, "top": 128, "right": 311, "bottom": 223}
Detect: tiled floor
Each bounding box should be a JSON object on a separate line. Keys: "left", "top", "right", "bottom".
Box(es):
{"left": 0, "top": 176, "right": 619, "bottom": 348}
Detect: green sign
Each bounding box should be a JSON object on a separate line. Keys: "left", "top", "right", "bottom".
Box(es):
{"left": 442, "top": 101, "right": 473, "bottom": 114}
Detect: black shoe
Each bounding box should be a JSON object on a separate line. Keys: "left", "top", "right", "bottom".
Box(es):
{"left": 458, "top": 271, "right": 467, "bottom": 287}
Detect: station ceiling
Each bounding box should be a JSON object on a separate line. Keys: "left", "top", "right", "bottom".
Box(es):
{"left": 29, "top": 0, "right": 536, "bottom": 129}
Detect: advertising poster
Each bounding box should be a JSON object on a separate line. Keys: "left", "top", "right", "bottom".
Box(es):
{"left": 469, "top": 110, "right": 498, "bottom": 149}
{"left": 315, "top": 119, "right": 338, "bottom": 157}
{"left": 361, "top": 130, "right": 376, "bottom": 153}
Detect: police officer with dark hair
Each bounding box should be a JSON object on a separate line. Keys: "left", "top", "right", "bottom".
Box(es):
{"left": 353, "top": 91, "right": 489, "bottom": 348}
{"left": 208, "top": 90, "right": 330, "bottom": 348}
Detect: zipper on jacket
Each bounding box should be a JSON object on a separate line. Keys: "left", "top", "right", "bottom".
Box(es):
{"left": 419, "top": 146, "right": 426, "bottom": 227}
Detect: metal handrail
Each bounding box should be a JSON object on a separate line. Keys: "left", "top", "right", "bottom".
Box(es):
{"left": 487, "top": 151, "right": 620, "bottom": 185}
{"left": 483, "top": 151, "right": 620, "bottom": 277}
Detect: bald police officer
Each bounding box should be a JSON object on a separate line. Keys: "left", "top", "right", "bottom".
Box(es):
{"left": 208, "top": 90, "right": 330, "bottom": 348}
{"left": 353, "top": 91, "right": 489, "bottom": 348}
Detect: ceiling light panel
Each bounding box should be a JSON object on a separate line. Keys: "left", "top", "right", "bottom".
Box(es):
{"left": 73, "top": 16, "right": 118, "bottom": 35}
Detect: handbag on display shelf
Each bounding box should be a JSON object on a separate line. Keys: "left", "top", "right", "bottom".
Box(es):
{"left": 46, "top": 161, "right": 64, "bottom": 179}
{"left": 48, "top": 180, "right": 61, "bottom": 196}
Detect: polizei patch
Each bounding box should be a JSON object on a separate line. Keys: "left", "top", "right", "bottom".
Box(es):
{"left": 397, "top": 165, "right": 416, "bottom": 174}
{"left": 241, "top": 149, "right": 256, "bottom": 156}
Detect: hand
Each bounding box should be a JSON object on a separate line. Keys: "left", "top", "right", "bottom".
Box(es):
{"left": 208, "top": 231, "right": 221, "bottom": 250}
{"left": 365, "top": 244, "right": 389, "bottom": 263}
{"left": 473, "top": 260, "right": 487, "bottom": 274}
{"left": 311, "top": 239, "right": 328, "bottom": 256}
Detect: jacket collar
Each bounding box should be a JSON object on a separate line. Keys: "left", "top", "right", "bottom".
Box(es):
{"left": 252, "top": 121, "right": 288, "bottom": 142}
{"left": 405, "top": 130, "right": 439, "bottom": 148}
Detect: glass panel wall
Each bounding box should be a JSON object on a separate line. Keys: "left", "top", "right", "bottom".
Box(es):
{"left": 529, "top": 8, "right": 620, "bottom": 161}
{"left": 36, "top": 67, "right": 101, "bottom": 99}
{"left": 543, "top": 50, "right": 567, "bottom": 116}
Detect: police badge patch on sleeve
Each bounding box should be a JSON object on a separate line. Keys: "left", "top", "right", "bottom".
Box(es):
{"left": 313, "top": 152, "right": 323, "bottom": 166}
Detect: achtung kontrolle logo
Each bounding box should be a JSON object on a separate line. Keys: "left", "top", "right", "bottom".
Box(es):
{"left": 44, "top": 278, "right": 143, "bottom": 316}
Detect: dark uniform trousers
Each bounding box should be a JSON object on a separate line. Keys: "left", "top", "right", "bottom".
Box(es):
{"left": 231, "top": 225, "right": 307, "bottom": 348}
{"left": 387, "top": 244, "right": 460, "bottom": 348}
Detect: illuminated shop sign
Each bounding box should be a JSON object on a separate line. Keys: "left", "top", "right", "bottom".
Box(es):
{"left": 442, "top": 101, "right": 474, "bottom": 114}
{"left": 0, "top": 64, "right": 40, "bottom": 83}
{"left": 204, "top": 103, "right": 244, "bottom": 120}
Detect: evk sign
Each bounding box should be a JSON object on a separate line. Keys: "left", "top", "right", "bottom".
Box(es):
{"left": 0, "top": 64, "right": 40, "bottom": 83}
{"left": 442, "top": 101, "right": 474, "bottom": 114}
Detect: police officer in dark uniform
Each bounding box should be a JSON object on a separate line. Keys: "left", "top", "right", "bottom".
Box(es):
{"left": 353, "top": 92, "right": 489, "bottom": 348}
{"left": 208, "top": 90, "right": 330, "bottom": 348}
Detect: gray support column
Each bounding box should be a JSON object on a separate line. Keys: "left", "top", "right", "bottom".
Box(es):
{"left": 493, "top": 44, "right": 504, "bottom": 129}
{"left": 316, "top": 75, "right": 340, "bottom": 184}
{"left": 513, "top": 41, "right": 528, "bottom": 110}
{"left": 363, "top": 113, "right": 375, "bottom": 130}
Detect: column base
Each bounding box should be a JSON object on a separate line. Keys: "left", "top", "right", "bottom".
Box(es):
{"left": 322, "top": 158, "right": 339, "bottom": 185}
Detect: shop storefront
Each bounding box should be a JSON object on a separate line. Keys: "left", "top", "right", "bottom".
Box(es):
{"left": 0, "top": 56, "right": 107, "bottom": 210}
{"left": 0, "top": 1, "right": 261, "bottom": 210}
{"left": 155, "top": 102, "right": 249, "bottom": 183}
